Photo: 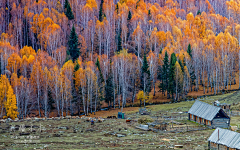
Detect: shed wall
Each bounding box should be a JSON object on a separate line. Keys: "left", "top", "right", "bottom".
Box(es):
{"left": 209, "top": 142, "right": 218, "bottom": 150}
{"left": 189, "top": 113, "right": 213, "bottom": 126}
{"left": 219, "top": 144, "right": 229, "bottom": 150}
{"left": 209, "top": 142, "right": 232, "bottom": 150}
{"left": 212, "top": 118, "right": 230, "bottom": 128}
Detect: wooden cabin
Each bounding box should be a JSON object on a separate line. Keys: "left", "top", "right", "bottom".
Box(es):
{"left": 188, "top": 101, "right": 230, "bottom": 128}
{"left": 208, "top": 128, "right": 240, "bottom": 150}
{"left": 214, "top": 100, "right": 231, "bottom": 110}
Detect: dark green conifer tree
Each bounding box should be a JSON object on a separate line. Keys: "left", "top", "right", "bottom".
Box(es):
{"left": 116, "top": 3, "right": 119, "bottom": 14}
{"left": 140, "top": 55, "right": 151, "bottom": 93}
{"left": 117, "top": 27, "right": 122, "bottom": 52}
{"left": 197, "top": 10, "right": 201, "bottom": 15}
{"left": 127, "top": 11, "right": 132, "bottom": 40}
{"left": 48, "top": 86, "right": 55, "bottom": 111}
{"left": 73, "top": 61, "right": 83, "bottom": 115}
{"left": 187, "top": 43, "right": 192, "bottom": 58}
{"left": 160, "top": 48, "right": 163, "bottom": 54}
{"left": 95, "top": 58, "right": 105, "bottom": 102}
{"left": 99, "top": 0, "right": 104, "bottom": 21}
{"left": 67, "top": 25, "right": 80, "bottom": 62}
{"left": 187, "top": 44, "right": 196, "bottom": 91}
{"left": 148, "top": 10, "right": 152, "bottom": 20}
{"left": 178, "top": 59, "right": 184, "bottom": 73}
{"left": 64, "top": 0, "right": 68, "bottom": 10}
{"left": 136, "top": 0, "right": 140, "bottom": 9}
{"left": 168, "top": 53, "right": 177, "bottom": 99}
{"left": 23, "top": 18, "right": 32, "bottom": 47}
{"left": 127, "top": 11, "right": 132, "bottom": 21}
{"left": 182, "top": 55, "right": 186, "bottom": 66}
{"left": 157, "top": 65, "right": 163, "bottom": 93}
{"left": 95, "top": 58, "right": 104, "bottom": 83}
{"left": 190, "top": 70, "right": 196, "bottom": 91}
{"left": 64, "top": 0, "right": 74, "bottom": 20}
{"left": 159, "top": 51, "right": 169, "bottom": 96}
{"left": 74, "top": 62, "right": 80, "bottom": 72}
{"left": 105, "top": 61, "right": 114, "bottom": 108}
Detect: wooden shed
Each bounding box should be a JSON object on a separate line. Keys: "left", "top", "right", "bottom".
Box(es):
{"left": 188, "top": 101, "right": 230, "bottom": 128}
{"left": 208, "top": 128, "right": 240, "bottom": 150}
{"left": 214, "top": 100, "right": 231, "bottom": 110}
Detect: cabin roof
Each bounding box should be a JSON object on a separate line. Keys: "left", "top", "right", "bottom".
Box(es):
{"left": 188, "top": 100, "right": 222, "bottom": 121}
{"left": 208, "top": 128, "right": 240, "bottom": 149}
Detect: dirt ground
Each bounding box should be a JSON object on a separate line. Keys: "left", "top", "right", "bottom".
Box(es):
{"left": 0, "top": 117, "right": 213, "bottom": 150}
{"left": 1, "top": 91, "right": 240, "bottom": 149}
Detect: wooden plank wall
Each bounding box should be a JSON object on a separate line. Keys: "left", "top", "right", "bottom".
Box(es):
{"left": 212, "top": 118, "right": 230, "bottom": 128}
{"left": 189, "top": 113, "right": 212, "bottom": 126}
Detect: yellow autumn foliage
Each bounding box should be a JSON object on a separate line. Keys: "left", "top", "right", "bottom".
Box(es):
{"left": 4, "top": 85, "right": 18, "bottom": 119}
{"left": 137, "top": 90, "right": 153, "bottom": 106}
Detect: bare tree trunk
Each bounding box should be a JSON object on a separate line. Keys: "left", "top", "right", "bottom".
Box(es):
{"left": 113, "top": 76, "right": 115, "bottom": 109}
{"left": 132, "top": 79, "right": 136, "bottom": 107}
{"left": 82, "top": 88, "right": 86, "bottom": 115}
{"left": 37, "top": 88, "right": 41, "bottom": 118}
{"left": 118, "top": 83, "right": 120, "bottom": 109}
{"left": 95, "top": 85, "right": 97, "bottom": 114}
{"left": 153, "top": 79, "right": 156, "bottom": 96}
{"left": 239, "top": 50, "right": 240, "bottom": 89}
{"left": 143, "top": 74, "right": 146, "bottom": 108}
{"left": 61, "top": 82, "right": 64, "bottom": 117}
{"left": 44, "top": 91, "right": 47, "bottom": 117}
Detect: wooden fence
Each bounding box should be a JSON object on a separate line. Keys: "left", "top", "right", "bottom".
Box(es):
{"left": 226, "top": 110, "right": 240, "bottom": 116}
{"left": 152, "top": 114, "right": 188, "bottom": 121}
{"left": 151, "top": 125, "right": 207, "bottom": 133}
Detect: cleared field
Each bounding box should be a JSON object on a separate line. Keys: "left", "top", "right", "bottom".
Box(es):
{"left": 1, "top": 91, "right": 240, "bottom": 149}
{"left": 0, "top": 118, "right": 213, "bottom": 150}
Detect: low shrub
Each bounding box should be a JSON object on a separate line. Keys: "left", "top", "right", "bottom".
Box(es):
{"left": 138, "top": 116, "right": 153, "bottom": 125}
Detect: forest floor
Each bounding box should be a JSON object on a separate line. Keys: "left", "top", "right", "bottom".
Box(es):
{"left": 29, "top": 81, "right": 240, "bottom": 118}
{"left": 97, "top": 79, "right": 240, "bottom": 117}
{"left": 1, "top": 92, "right": 240, "bottom": 149}
{"left": 89, "top": 84, "right": 240, "bottom": 118}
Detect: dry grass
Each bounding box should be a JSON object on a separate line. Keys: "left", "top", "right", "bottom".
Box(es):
{"left": 0, "top": 118, "right": 213, "bottom": 150}
{"left": 1, "top": 90, "right": 240, "bottom": 149}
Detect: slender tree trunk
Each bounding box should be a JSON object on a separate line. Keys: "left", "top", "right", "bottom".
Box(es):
{"left": 61, "top": 93, "right": 64, "bottom": 117}
{"left": 203, "top": 68, "right": 205, "bottom": 94}
{"left": 144, "top": 75, "right": 146, "bottom": 108}
{"left": 44, "top": 91, "right": 47, "bottom": 117}
{"left": 113, "top": 79, "right": 115, "bottom": 109}
{"left": 95, "top": 86, "right": 97, "bottom": 114}
{"left": 175, "top": 76, "right": 178, "bottom": 102}
{"left": 153, "top": 79, "right": 156, "bottom": 96}
{"left": 118, "top": 83, "right": 120, "bottom": 109}
{"left": 230, "top": 72, "right": 232, "bottom": 90}
{"left": 37, "top": 89, "right": 41, "bottom": 118}
{"left": 239, "top": 50, "right": 240, "bottom": 89}
{"left": 82, "top": 88, "right": 85, "bottom": 115}
{"left": 1, "top": 105, "right": 4, "bottom": 118}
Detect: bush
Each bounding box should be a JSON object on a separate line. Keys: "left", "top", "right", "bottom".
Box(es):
{"left": 138, "top": 116, "right": 153, "bottom": 125}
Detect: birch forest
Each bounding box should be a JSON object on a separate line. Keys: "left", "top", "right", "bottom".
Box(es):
{"left": 0, "top": 0, "right": 240, "bottom": 118}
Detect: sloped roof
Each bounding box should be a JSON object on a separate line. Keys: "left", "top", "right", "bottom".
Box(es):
{"left": 208, "top": 128, "right": 240, "bottom": 149}
{"left": 188, "top": 100, "right": 221, "bottom": 121}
